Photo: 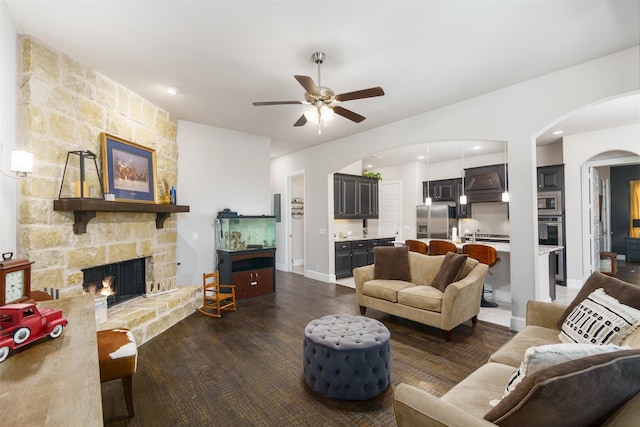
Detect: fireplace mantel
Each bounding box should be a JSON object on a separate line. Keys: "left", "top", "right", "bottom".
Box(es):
{"left": 53, "top": 199, "right": 190, "bottom": 234}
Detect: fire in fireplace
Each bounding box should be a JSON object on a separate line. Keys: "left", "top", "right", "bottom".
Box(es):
{"left": 82, "top": 258, "right": 146, "bottom": 307}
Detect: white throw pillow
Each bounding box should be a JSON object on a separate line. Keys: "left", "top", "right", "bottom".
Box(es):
{"left": 489, "top": 342, "right": 627, "bottom": 407}
{"left": 559, "top": 288, "right": 640, "bottom": 345}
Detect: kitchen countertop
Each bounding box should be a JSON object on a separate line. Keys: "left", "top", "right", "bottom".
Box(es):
{"left": 418, "top": 238, "right": 562, "bottom": 255}
{"left": 334, "top": 235, "right": 397, "bottom": 242}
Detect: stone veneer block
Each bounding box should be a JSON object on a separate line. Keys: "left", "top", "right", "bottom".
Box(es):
{"left": 98, "top": 286, "right": 200, "bottom": 346}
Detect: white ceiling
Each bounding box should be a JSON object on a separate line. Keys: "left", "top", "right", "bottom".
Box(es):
{"left": 6, "top": 1, "right": 640, "bottom": 165}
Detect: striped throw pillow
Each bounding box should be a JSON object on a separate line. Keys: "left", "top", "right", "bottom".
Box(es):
{"left": 559, "top": 288, "right": 640, "bottom": 345}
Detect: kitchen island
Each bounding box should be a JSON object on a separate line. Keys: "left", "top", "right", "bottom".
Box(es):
{"left": 419, "top": 239, "right": 563, "bottom": 303}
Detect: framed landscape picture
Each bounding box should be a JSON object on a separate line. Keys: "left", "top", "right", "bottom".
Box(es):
{"left": 101, "top": 133, "right": 157, "bottom": 203}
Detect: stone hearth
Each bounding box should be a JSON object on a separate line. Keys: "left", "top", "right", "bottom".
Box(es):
{"left": 97, "top": 285, "right": 200, "bottom": 346}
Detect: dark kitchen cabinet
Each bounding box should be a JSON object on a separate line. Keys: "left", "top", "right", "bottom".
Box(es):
{"left": 351, "top": 240, "right": 369, "bottom": 269}
{"left": 334, "top": 173, "right": 379, "bottom": 219}
{"left": 335, "top": 241, "right": 352, "bottom": 279}
{"left": 626, "top": 238, "right": 640, "bottom": 262}
{"left": 463, "top": 164, "right": 507, "bottom": 202}
{"left": 358, "top": 179, "right": 379, "bottom": 217}
{"left": 367, "top": 237, "right": 396, "bottom": 264}
{"left": 424, "top": 179, "right": 458, "bottom": 202}
{"left": 334, "top": 238, "right": 395, "bottom": 278}
{"left": 537, "top": 165, "right": 564, "bottom": 191}
{"left": 423, "top": 178, "right": 469, "bottom": 218}
{"left": 340, "top": 175, "right": 358, "bottom": 217}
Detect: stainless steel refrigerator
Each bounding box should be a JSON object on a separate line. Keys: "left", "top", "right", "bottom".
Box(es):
{"left": 417, "top": 203, "right": 456, "bottom": 239}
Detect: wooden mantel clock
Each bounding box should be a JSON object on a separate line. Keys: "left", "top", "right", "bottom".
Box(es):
{"left": 0, "top": 255, "right": 34, "bottom": 306}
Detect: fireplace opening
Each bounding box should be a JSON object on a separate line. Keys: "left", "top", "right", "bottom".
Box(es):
{"left": 82, "top": 258, "right": 146, "bottom": 308}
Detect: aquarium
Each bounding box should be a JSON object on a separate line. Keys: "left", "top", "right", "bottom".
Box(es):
{"left": 216, "top": 215, "right": 276, "bottom": 251}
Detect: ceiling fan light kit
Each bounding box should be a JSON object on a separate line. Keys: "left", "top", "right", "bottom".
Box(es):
{"left": 252, "top": 52, "right": 384, "bottom": 134}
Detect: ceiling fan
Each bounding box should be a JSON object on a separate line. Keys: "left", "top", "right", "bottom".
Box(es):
{"left": 252, "top": 52, "right": 385, "bottom": 133}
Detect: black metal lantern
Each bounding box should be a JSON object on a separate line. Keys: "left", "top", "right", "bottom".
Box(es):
{"left": 58, "top": 150, "right": 104, "bottom": 199}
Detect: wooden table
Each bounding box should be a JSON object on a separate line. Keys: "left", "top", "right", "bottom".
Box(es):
{"left": 0, "top": 296, "right": 103, "bottom": 426}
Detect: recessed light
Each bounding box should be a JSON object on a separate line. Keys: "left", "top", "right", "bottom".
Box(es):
{"left": 366, "top": 164, "right": 373, "bottom": 168}
{"left": 552, "top": 130, "right": 563, "bottom": 135}
{"left": 166, "top": 86, "right": 179, "bottom": 95}
{"left": 417, "top": 155, "right": 424, "bottom": 160}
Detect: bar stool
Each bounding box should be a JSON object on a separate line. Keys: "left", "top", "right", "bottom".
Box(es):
{"left": 428, "top": 240, "right": 457, "bottom": 256}
{"left": 97, "top": 328, "right": 138, "bottom": 418}
{"left": 462, "top": 244, "right": 500, "bottom": 308}
{"left": 405, "top": 239, "right": 428, "bottom": 254}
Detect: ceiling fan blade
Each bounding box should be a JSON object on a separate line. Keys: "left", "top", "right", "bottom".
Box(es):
{"left": 334, "top": 87, "right": 385, "bottom": 102}
{"left": 294, "top": 75, "right": 321, "bottom": 97}
{"left": 293, "top": 114, "right": 307, "bottom": 127}
{"left": 253, "top": 101, "right": 303, "bottom": 106}
{"left": 333, "top": 106, "right": 366, "bottom": 123}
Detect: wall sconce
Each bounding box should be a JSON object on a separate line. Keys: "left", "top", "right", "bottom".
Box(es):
{"left": 58, "top": 150, "right": 104, "bottom": 199}
{"left": 1, "top": 149, "right": 33, "bottom": 178}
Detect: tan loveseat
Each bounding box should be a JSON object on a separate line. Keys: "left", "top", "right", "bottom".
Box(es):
{"left": 353, "top": 251, "right": 489, "bottom": 341}
{"left": 393, "top": 272, "right": 640, "bottom": 426}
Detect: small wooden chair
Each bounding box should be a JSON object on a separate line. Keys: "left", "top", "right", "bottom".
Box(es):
{"left": 463, "top": 244, "right": 500, "bottom": 307}
{"left": 428, "top": 240, "right": 458, "bottom": 256}
{"left": 405, "top": 239, "right": 428, "bottom": 254}
{"left": 197, "top": 271, "right": 237, "bottom": 318}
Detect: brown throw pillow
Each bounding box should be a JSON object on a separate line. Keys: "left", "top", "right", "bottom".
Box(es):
{"left": 556, "top": 271, "right": 640, "bottom": 329}
{"left": 484, "top": 349, "right": 640, "bottom": 427}
{"left": 431, "top": 252, "right": 468, "bottom": 292}
{"left": 373, "top": 246, "right": 411, "bottom": 282}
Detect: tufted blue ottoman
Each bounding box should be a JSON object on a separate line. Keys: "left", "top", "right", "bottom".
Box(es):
{"left": 303, "top": 314, "right": 391, "bottom": 400}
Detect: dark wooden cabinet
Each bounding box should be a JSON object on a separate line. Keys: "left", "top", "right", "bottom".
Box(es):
{"left": 423, "top": 178, "right": 470, "bottom": 218}
{"left": 357, "top": 179, "right": 379, "bottom": 217}
{"left": 333, "top": 178, "right": 341, "bottom": 217}
{"left": 537, "top": 165, "right": 564, "bottom": 191}
{"left": 351, "top": 240, "right": 369, "bottom": 270}
{"left": 425, "top": 179, "right": 458, "bottom": 202}
{"left": 334, "top": 173, "right": 379, "bottom": 219}
{"left": 217, "top": 249, "right": 276, "bottom": 299}
{"left": 464, "top": 164, "right": 507, "bottom": 202}
{"left": 367, "top": 237, "right": 395, "bottom": 263}
{"left": 626, "top": 238, "right": 640, "bottom": 262}
{"left": 342, "top": 175, "right": 359, "bottom": 217}
{"left": 334, "top": 238, "right": 395, "bottom": 278}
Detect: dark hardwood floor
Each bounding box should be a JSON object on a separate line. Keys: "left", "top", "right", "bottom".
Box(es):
{"left": 101, "top": 271, "right": 514, "bottom": 426}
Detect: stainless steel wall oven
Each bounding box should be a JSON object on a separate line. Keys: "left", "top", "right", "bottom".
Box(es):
{"left": 538, "top": 215, "right": 565, "bottom": 285}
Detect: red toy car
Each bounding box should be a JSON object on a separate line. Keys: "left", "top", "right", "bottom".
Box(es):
{"left": 0, "top": 303, "right": 68, "bottom": 362}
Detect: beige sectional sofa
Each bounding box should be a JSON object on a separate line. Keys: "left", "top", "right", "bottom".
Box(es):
{"left": 353, "top": 250, "right": 489, "bottom": 341}
{"left": 393, "top": 272, "right": 640, "bottom": 426}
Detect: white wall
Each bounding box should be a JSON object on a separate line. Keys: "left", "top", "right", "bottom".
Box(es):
{"left": 175, "top": 120, "right": 271, "bottom": 285}
{"left": 563, "top": 123, "right": 640, "bottom": 287}
{"left": 536, "top": 142, "right": 563, "bottom": 166}
{"left": 271, "top": 46, "right": 640, "bottom": 330}
{"left": 0, "top": 0, "right": 17, "bottom": 254}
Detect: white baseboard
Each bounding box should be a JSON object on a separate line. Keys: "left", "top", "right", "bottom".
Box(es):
{"left": 510, "top": 316, "right": 526, "bottom": 332}
{"left": 305, "top": 269, "right": 333, "bottom": 283}
{"left": 292, "top": 258, "right": 304, "bottom": 266}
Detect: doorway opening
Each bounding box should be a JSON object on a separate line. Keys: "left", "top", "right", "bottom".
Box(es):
{"left": 581, "top": 154, "right": 640, "bottom": 279}
{"left": 286, "top": 171, "right": 305, "bottom": 275}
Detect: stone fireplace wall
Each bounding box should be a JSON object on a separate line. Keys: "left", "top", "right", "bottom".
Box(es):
{"left": 17, "top": 36, "right": 179, "bottom": 297}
